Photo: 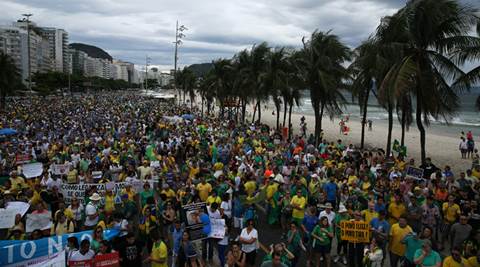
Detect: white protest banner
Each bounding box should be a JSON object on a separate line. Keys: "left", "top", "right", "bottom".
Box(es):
{"left": 29, "top": 250, "right": 65, "bottom": 267}
{"left": 51, "top": 164, "right": 70, "bottom": 175}
{"left": 0, "top": 209, "right": 16, "bottom": 229}
{"left": 26, "top": 212, "right": 52, "bottom": 233}
{"left": 60, "top": 182, "right": 127, "bottom": 205}
{"left": 21, "top": 163, "right": 43, "bottom": 179}
{"left": 6, "top": 201, "right": 30, "bottom": 217}
{"left": 208, "top": 218, "right": 226, "bottom": 239}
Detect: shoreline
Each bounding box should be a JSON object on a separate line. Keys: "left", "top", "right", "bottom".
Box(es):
{"left": 246, "top": 104, "right": 475, "bottom": 174}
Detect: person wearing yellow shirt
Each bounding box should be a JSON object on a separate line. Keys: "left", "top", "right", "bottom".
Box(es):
{"left": 120, "top": 184, "right": 136, "bottom": 201}
{"left": 389, "top": 217, "right": 413, "bottom": 267}
{"left": 388, "top": 195, "right": 407, "bottom": 225}
{"left": 472, "top": 165, "right": 480, "bottom": 179}
{"left": 104, "top": 189, "right": 115, "bottom": 215}
{"left": 361, "top": 202, "right": 379, "bottom": 224}
{"left": 443, "top": 247, "right": 470, "bottom": 267}
{"left": 442, "top": 195, "right": 461, "bottom": 250}
{"left": 9, "top": 171, "right": 26, "bottom": 192}
{"left": 196, "top": 178, "right": 212, "bottom": 202}
{"left": 160, "top": 184, "right": 176, "bottom": 202}
{"left": 290, "top": 190, "right": 307, "bottom": 225}
{"left": 206, "top": 191, "right": 222, "bottom": 205}
{"left": 244, "top": 178, "right": 257, "bottom": 197}
{"left": 148, "top": 231, "right": 168, "bottom": 267}
{"left": 467, "top": 251, "right": 480, "bottom": 267}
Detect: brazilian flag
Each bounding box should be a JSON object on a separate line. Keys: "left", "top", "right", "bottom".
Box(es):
{"left": 392, "top": 139, "right": 407, "bottom": 156}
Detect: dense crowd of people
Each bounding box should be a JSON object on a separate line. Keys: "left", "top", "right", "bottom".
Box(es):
{"left": 1, "top": 93, "right": 480, "bottom": 267}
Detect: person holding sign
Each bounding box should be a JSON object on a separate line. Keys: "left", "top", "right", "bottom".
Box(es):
{"left": 311, "top": 216, "right": 333, "bottom": 267}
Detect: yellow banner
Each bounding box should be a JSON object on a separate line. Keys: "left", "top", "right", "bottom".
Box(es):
{"left": 340, "top": 221, "right": 370, "bottom": 243}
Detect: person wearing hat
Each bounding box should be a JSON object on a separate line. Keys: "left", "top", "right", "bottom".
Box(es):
{"left": 84, "top": 193, "right": 101, "bottom": 230}
{"left": 333, "top": 205, "right": 350, "bottom": 265}
{"left": 319, "top": 202, "right": 336, "bottom": 225}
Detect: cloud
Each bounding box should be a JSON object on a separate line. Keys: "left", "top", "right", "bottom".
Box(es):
{"left": 0, "top": 0, "right": 477, "bottom": 70}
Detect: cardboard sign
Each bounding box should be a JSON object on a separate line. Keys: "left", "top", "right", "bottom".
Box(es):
{"left": 0, "top": 209, "right": 16, "bottom": 229}
{"left": 340, "top": 221, "right": 370, "bottom": 243}
{"left": 182, "top": 202, "right": 208, "bottom": 241}
{"left": 208, "top": 218, "right": 226, "bottom": 239}
{"left": 406, "top": 166, "right": 424, "bottom": 180}
{"left": 51, "top": 164, "right": 70, "bottom": 175}
{"left": 94, "top": 251, "right": 120, "bottom": 267}
{"left": 15, "top": 154, "right": 31, "bottom": 165}
{"left": 6, "top": 201, "right": 30, "bottom": 217}
{"left": 26, "top": 212, "right": 52, "bottom": 233}
{"left": 22, "top": 163, "right": 43, "bottom": 179}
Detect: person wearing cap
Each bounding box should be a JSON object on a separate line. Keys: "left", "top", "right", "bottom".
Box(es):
{"left": 84, "top": 192, "right": 101, "bottom": 230}
{"left": 332, "top": 204, "right": 349, "bottom": 264}
{"left": 319, "top": 202, "right": 336, "bottom": 225}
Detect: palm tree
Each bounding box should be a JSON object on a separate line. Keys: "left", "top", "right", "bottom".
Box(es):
{"left": 297, "top": 30, "right": 351, "bottom": 145}
{"left": 263, "top": 47, "right": 289, "bottom": 130}
{"left": 0, "top": 53, "right": 23, "bottom": 110}
{"left": 349, "top": 39, "right": 387, "bottom": 149}
{"left": 378, "top": 0, "right": 478, "bottom": 163}
{"left": 207, "top": 59, "right": 234, "bottom": 118}
{"left": 232, "top": 49, "right": 255, "bottom": 122}
{"left": 247, "top": 42, "right": 270, "bottom": 123}
{"left": 396, "top": 93, "right": 413, "bottom": 146}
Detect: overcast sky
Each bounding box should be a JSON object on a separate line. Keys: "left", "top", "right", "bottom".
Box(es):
{"left": 1, "top": 0, "right": 478, "bottom": 71}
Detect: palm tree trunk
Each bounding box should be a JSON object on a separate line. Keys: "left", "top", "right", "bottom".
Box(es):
{"left": 360, "top": 89, "right": 369, "bottom": 149}
{"left": 241, "top": 99, "right": 247, "bottom": 122}
{"left": 275, "top": 102, "right": 281, "bottom": 130}
{"left": 416, "top": 88, "right": 426, "bottom": 164}
{"left": 252, "top": 103, "right": 257, "bottom": 123}
{"left": 288, "top": 102, "right": 293, "bottom": 140}
{"left": 386, "top": 103, "right": 393, "bottom": 157}
{"left": 283, "top": 99, "right": 288, "bottom": 128}
{"left": 257, "top": 101, "right": 262, "bottom": 123}
{"left": 201, "top": 97, "right": 204, "bottom": 115}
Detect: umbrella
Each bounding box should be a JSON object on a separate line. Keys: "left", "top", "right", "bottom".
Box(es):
{"left": 0, "top": 128, "right": 17, "bottom": 136}
{"left": 181, "top": 114, "right": 195, "bottom": 120}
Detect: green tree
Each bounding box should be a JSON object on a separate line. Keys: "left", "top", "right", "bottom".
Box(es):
{"left": 0, "top": 53, "right": 24, "bottom": 110}
{"left": 297, "top": 30, "right": 351, "bottom": 145}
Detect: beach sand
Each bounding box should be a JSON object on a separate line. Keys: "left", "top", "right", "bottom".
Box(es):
{"left": 247, "top": 104, "right": 473, "bottom": 175}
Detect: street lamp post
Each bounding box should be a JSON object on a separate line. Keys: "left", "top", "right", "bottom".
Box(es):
{"left": 173, "top": 21, "right": 187, "bottom": 102}
{"left": 145, "top": 55, "right": 151, "bottom": 90}
{"left": 22, "top": 13, "right": 33, "bottom": 95}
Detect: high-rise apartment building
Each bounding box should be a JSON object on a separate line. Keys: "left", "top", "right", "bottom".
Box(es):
{"left": 37, "top": 27, "right": 69, "bottom": 73}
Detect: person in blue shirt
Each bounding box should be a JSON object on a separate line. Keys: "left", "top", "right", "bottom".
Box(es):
{"left": 374, "top": 196, "right": 386, "bottom": 213}
{"left": 301, "top": 206, "right": 319, "bottom": 267}
{"left": 370, "top": 210, "right": 390, "bottom": 262}
{"left": 171, "top": 220, "right": 184, "bottom": 267}
{"left": 323, "top": 176, "right": 338, "bottom": 208}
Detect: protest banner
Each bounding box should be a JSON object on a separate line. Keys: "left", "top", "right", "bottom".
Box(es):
{"left": 182, "top": 202, "right": 208, "bottom": 241}
{"left": 21, "top": 163, "right": 43, "bottom": 179}
{"left": 94, "top": 251, "right": 120, "bottom": 267}
{"left": 26, "top": 212, "right": 52, "bottom": 232}
{"left": 6, "top": 201, "right": 30, "bottom": 217}
{"left": 51, "top": 164, "right": 70, "bottom": 175}
{"left": 0, "top": 230, "right": 93, "bottom": 266}
{"left": 406, "top": 166, "right": 424, "bottom": 180}
{"left": 60, "top": 182, "right": 127, "bottom": 204}
{"left": 340, "top": 221, "right": 370, "bottom": 243}
{"left": 15, "top": 154, "right": 31, "bottom": 165}
{"left": 0, "top": 209, "right": 16, "bottom": 229}
{"left": 30, "top": 250, "right": 65, "bottom": 267}
{"left": 69, "top": 259, "right": 94, "bottom": 267}
{"left": 209, "top": 218, "right": 226, "bottom": 239}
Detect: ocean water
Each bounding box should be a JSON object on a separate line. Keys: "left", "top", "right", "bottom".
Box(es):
{"left": 292, "top": 87, "right": 480, "bottom": 131}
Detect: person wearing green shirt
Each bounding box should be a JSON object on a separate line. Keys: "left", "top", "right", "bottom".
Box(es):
{"left": 287, "top": 222, "right": 302, "bottom": 267}
{"left": 333, "top": 205, "right": 350, "bottom": 265}
{"left": 312, "top": 216, "right": 334, "bottom": 267}
{"left": 413, "top": 240, "right": 441, "bottom": 267}
{"left": 402, "top": 232, "right": 425, "bottom": 266}
{"left": 140, "top": 182, "right": 154, "bottom": 207}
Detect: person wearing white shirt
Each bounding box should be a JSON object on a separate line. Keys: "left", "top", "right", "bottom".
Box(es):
{"left": 69, "top": 239, "right": 95, "bottom": 262}
{"left": 84, "top": 193, "right": 101, "bottom": 229}
{"left": 239, "top": 219, "right": 258, "bottom": 267}
{"left": 319, "top": 202, "right": 336, "bottom": 225}
{"left": 46, "top": 175, "right": 63, "bottom": 190}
